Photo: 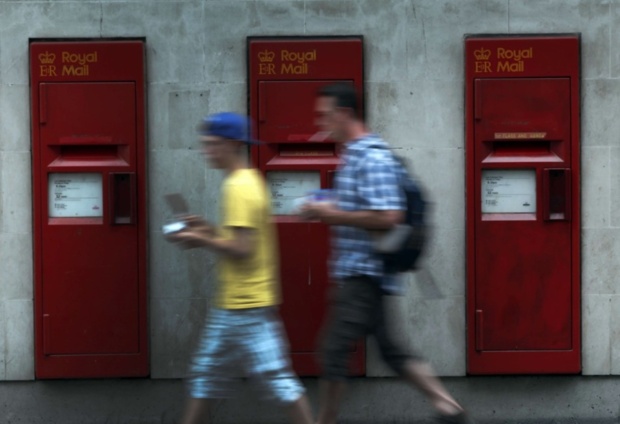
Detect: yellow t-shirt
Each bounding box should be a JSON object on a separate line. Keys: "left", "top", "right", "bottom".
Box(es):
{"left": 216, "top": 168, "right": 280, "bottom": 309}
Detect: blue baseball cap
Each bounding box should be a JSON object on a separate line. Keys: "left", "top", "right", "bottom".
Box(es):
{"left": 199, "top": 112, "right": 260, "bottom": 144}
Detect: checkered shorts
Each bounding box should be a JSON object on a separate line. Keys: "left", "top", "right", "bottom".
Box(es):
{"left": 186, "top": 307, "right": 305, "bottom": 404}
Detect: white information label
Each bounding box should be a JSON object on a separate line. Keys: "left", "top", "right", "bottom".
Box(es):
{"left": 49, "top": 173, "right": 103, "bottom": 218}
{"left": 482, "top": 169, "right": 536, "bottom": 214}
{"left": 267, "top": 171, "right": 321, "bottom": 215}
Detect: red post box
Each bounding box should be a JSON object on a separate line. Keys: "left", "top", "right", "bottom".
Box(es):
{"left": 248, "top": 36, "right": 364, "bottom": 376}
{"left": 465, "top": 35, "right": 581, "bottom": 374}
{"left": 30, "top": 40, "right": 148, "bottom": 378}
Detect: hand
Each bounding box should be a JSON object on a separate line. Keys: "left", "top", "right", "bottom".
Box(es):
{"left": 164, "top": 215, "right": 215, "bottom": 249}
{"left": 183, "top": 215, "right": 216, "bottom": 237}
{"left": 298, "top": 202, "right": 339, "bottom": 223}
{"left": 165, "top": 227, "right": 212, "bottom": 249}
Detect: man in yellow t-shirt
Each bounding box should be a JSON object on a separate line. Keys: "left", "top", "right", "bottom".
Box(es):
{"left": 216, "top": 167, "right": 280, "bottom": 309}
{"left": 166, "top": 112, "right": 313, "bottom": 424}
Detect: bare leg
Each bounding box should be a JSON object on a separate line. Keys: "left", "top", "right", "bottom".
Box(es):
{"left": 403, "top": 360, "right": 463, "bottom": 416}
{"left": 287, "top": 394, "right": 314, "bottom": 424}
{"left": 181, "top": 398, "right": 212, "bottom": 424}
{"left": 316, "top": 380, "right": 346, "bottom": 424}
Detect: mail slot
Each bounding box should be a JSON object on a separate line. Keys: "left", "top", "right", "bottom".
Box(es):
{"left": 30, "top": 40, "right": 147, "bottom": 378}
{"left": 248, "top": 36, "right": 364, "bottom": 376}
{"left": 465, "top": 34, "right": 581, "bottom": 374}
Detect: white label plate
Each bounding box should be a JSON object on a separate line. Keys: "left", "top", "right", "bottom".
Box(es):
{"left": 267, "top": 171, "right": 321, "bottom": 215}
{"left": 49, "top": 173, "right": 103, "bottom": 217}
{"left": 482, "top": 169, "right": 536, "bottom": 214}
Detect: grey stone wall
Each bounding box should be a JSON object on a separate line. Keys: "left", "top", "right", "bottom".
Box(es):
{"left": 0, "top": 0, "right": 618, "bottom": 381}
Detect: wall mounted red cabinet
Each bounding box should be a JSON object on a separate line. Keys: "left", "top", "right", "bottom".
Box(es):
{"left": 465, "top": 35, "right": 581, "bottom": 374}
{"left": 248, "top": 37, "right": 364, "bottom": 376}
{"left": 30, "top": 40, "right": 148, "bottom": 378}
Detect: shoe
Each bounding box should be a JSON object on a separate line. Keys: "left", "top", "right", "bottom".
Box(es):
{"left": 435, "top": 411, "right": 475, "bottom": 424}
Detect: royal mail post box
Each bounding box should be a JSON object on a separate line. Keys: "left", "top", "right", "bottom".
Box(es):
{"left": 30, "top": 40, "right": 147, "bottom": 378}
{"left": 248, "top": 36, "right": 364, "bottom": 376}
{"left": 465, "top": 35, "right": 581, "bottom": 374}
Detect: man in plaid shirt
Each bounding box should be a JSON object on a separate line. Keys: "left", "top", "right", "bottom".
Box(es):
{"left": 300, "top": 83, "right": 474, "bottom": 424}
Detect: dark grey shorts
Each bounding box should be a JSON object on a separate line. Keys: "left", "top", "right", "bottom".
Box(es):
{"left": 319, "top": 275, "right": 421, "bottom": 379}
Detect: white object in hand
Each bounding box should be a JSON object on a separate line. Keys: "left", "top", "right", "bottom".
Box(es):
{"left": 162, "top": 221, "right": 187, "bottom": 235}
{"left": 292, "top": 195, "right": 312, "bottom": 212}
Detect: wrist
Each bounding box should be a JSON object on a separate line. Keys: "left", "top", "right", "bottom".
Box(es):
{"left": 323, "top": 208, "right": 343, "bottom": 225}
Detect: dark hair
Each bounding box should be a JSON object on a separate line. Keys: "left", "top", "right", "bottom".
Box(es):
{"left": 317, "top": 83, "right": 360, "bottom": 116}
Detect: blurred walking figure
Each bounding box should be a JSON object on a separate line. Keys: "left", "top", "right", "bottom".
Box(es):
{"left": 165, "top": 112, "right": 314, "bottom": 424}
{"left": 300, "top": 84, "right": 475, "bottom": 424}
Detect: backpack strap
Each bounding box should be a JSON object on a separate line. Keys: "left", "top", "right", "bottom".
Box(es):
{"left": 367, "top": 143, "right": 410, "bottom": 189}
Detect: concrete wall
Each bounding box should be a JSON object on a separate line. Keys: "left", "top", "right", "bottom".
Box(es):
{"left": 0, "top": 0, "right": 618, "bottom": 383}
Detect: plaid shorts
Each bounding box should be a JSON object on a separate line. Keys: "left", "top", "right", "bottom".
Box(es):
{"left": 186, "top": 307, "right": 305, "bottom": 404}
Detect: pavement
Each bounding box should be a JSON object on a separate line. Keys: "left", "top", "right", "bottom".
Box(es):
{"left": 3, "top": 376, "right": 620, "bottom": 423}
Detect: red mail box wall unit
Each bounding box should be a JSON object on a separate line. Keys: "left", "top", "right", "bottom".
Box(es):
{"left": 465, "top": 35, "right": 581, "bottom": 374}
{"left": 30, "top": 40, "right": 148, "bottom": 378}
{"left": 248, "top": 36, "right": 364, "bottom": 376}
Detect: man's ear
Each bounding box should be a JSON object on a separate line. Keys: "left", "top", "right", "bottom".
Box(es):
{"left": 339, "top": 106, "right": 356, "bottom": 120}
{"left": 233, "top": 139, "right": 246, "bottom": 152}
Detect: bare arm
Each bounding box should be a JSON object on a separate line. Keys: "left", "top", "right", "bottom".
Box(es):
{"left": 300, "top": 202, "right": 403, "bottom": 230}
{"left": 202, "top": 226, "right": 256, "bottom": 259}
{"left": 165, "top": 215, "right": 256, "bottom": 259}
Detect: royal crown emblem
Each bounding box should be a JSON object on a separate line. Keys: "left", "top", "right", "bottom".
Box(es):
{"left": 474, "top": 48, "right": 491, "bottom": 61}
{"left": 39, "top": 51, "right": 56, "bottom": 64}
{"left": 258, "top": 50, "right": 275, "bottom": 62}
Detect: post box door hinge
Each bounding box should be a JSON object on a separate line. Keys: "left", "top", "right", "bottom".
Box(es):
{"left": 475, "top": 309, "right": 484, "bottom": 351}
{"left": 474, "top": 79, "right": 483, "bottom": 121}
{"left": 39, "top": 83, "right": 48, "bottom": 125}
{"left": 43, "top": 314, "right": 51, "bottom": 355}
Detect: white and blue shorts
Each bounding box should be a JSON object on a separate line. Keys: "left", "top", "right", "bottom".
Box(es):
{"left": 186, "top": 306, "right": 305, "bottom": 404}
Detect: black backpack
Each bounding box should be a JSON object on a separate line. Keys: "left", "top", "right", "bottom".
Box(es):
{"left": 372, "top": 151, "right": 428, "bottom": 273}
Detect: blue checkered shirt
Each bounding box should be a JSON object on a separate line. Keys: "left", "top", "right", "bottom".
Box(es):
{"left": 331, "top": 134, "right": 405, "bottom": 281}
